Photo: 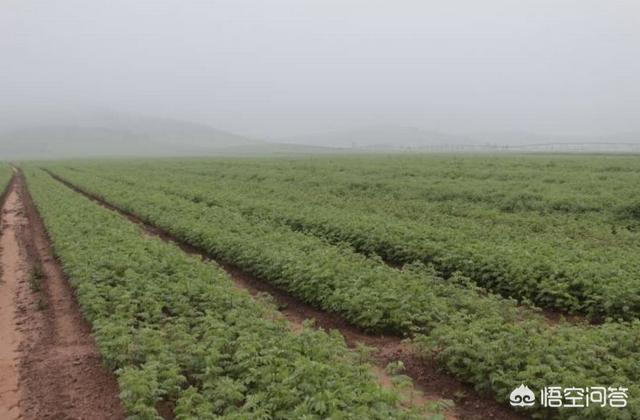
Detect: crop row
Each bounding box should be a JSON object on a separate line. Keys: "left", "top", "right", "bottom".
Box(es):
{"left": 0, "top": 164, "right": 14, "bottom": 199}
{"left": 89, "top": 155, "right": 640, "bottom": 218}
{"left": 25, "top": 168, "right": 423, "bottom": 419}
{"left": 105, "top": 155, "right": 640, "bottom": 226}
{"left": 46, "top": 166, "right": 640, "bottom": 419}
{"left": 70, "top": 162, "right": 640, "bottom": 320}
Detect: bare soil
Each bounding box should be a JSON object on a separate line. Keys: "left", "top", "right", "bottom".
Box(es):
{"left": 0, "top": 174, "right": 125, "bottom": 420}
{"left": 47, "top": 171, "right": 526, "bottom": 420}
{"left": 0, "top": 179, "right": 23, "bottom": 420}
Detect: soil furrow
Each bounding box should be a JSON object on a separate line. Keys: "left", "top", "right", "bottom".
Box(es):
{"left": 45, "top": 169, "right": 525, "bottom": 420}
{"left": 4, "top": 172, "right": 126, "bottom": 419}
{"left": 0, "top": 177, "right": 22, "bottom": 420}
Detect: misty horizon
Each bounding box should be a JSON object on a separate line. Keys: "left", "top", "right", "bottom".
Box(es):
{"left": 2, "top": 0, "right": 639, "bottom": 147}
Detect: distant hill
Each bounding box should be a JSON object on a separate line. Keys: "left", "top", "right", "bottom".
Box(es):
{"left": 468, "top": 130, "right": 640, "bottom": 147}
{"left": 0, "top": 113, "right": 261, "bottom": 160}
{"left": 3, "top": 113, "right": 638, "bottom": 159}
{"left": 281, "top": 126, "right": 640, "bottom": 152}
{"left": 214, "top": 142, "right": 352, "bottom": 156}
{"left": 279, "top": 125, "right": 475, "bottom": 150}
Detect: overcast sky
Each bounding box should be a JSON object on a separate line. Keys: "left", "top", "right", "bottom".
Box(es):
{"left": 2, "top": 0, "right": 639, "bottom": 138}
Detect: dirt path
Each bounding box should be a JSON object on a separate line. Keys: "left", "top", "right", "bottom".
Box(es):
{"left": 46, "top": 170, "right": 525, "bottom": 420}
{"left": 0, "top": 180, "right": 23, "bottom": 420}
{"left": 0, "top": 175, "right": 125, "bottom": 419}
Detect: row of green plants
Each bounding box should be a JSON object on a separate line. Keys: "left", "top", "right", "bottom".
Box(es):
{"left": 25, "top": 168, "right": 426, "bottom": 419}
{"left": 0, "top": 164, "right": 14, "bottom": 199}
{"left": 46, "top": 165, "right": 640, "bottom": 419}
{"left": 87, "top": 154, "right": 640, "bottom": 220}
{"left": 72, "top": 161, "right": 640, "bottom": 320}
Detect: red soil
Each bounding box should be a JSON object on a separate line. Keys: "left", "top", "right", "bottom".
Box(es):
{"left": 0, "top": 174, "right": 125, "bottom": 419}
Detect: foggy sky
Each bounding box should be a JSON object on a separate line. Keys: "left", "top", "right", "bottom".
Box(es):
{"left": 2, "top": 0, "right": 639, "bottom": 139}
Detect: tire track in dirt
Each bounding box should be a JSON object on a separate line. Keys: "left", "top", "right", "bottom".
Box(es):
{"left": 0, "top": 178, "right": 22, "bottom": 420}
{"left": 45, "top": 169, "right": 526, "bottom": 420}
{"left": 2, "top": 173, "right": 126, "bottom": 420}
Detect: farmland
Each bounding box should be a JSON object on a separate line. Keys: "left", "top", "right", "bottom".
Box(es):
{"left": 51, "top": 155, "right": 640, "bottom": 319}
{"left": 1, "top": 154, "right": 639, "bottom": 419}
{"left": 24, "top": 168, "right": 426, "bottom": 419}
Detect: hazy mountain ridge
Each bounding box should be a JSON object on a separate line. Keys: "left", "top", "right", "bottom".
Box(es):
{"left": 0, "top": 114, "right": 261, "bottom": 159}
{"left": 280, "top": 125, "right": 640, "bottom": 151}
{"left": 1, "top": 114, "right": 639, "bottom": 159}
{"left": 280, "top": 125, "right": 475, "bottom": 150}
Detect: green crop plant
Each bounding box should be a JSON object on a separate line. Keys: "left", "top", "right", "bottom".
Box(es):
{"left": 25, "top": 168, "right": 428, "bottom": 419}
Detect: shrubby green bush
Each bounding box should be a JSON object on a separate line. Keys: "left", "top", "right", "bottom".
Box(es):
{"left": 60, "top": 157, "right": 640, "bottom": 320}
{"left": 26, "top": 168, "right": 423, "bottom": 419}
{"left": 45, "top": 164, "right": 640, "bottom": 419}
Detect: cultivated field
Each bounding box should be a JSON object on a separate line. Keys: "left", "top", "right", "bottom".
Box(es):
{"left": 1, "top": 155, "right": 638, "bottom": 419}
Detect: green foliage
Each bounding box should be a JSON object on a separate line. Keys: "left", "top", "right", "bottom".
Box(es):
{"left": 52, "top": 155, "right": 640, "bottom": 320}
{"left": 0, "top": 164, "right": 13, "bottom": 193}
{"left": 25, "top": 168, "right": 422, "bottom": 419}
{"left": 38, "top": 156, "right": 640, "bottom": 419}
{"left": 29, "top": 262, "right": 45, "bottom": 292}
